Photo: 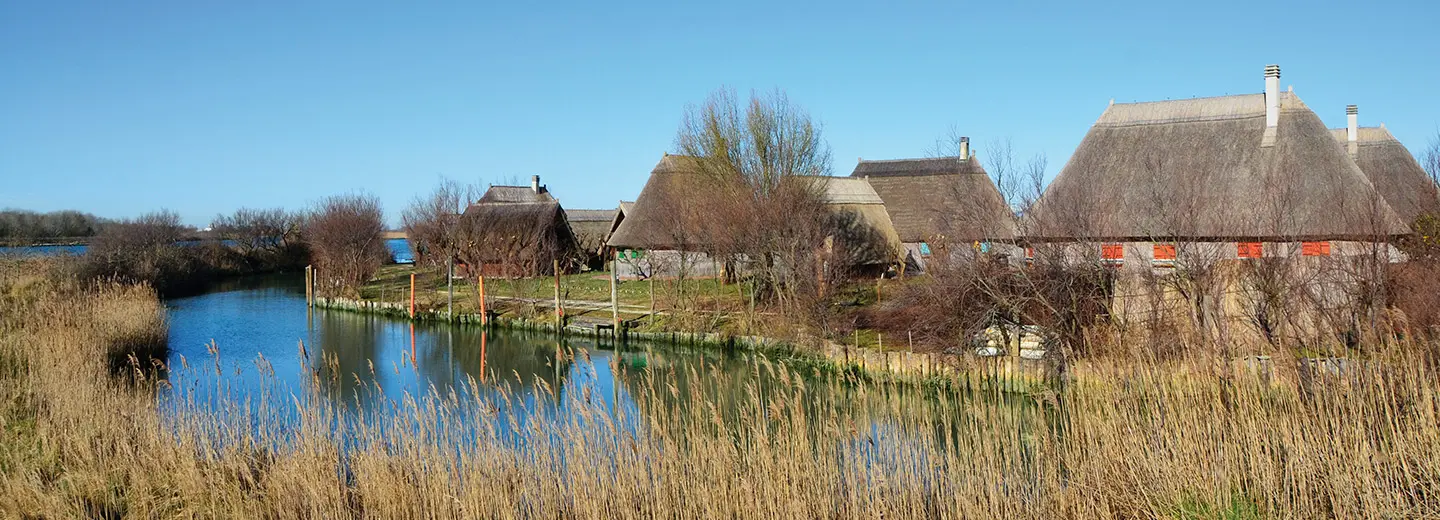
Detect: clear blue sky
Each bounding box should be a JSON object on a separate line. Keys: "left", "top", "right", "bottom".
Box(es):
{"left": 2, "top": 0, "right": 1437, "bottom": 227}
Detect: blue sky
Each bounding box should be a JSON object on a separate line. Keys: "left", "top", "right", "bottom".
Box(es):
{"left": 2, "top": 0, "right": 1437, "bottom": 227}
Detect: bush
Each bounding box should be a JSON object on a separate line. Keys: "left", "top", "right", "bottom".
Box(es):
{"left": 79, "top": 211, "right": 210, "bottom": 295}
{"left": 305, "top": 194, "right": 389, "bottom": 297}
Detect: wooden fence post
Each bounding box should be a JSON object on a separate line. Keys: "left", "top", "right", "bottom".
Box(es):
{"left": 479, "top": 270, "right": 488, "bottom": 326}
{"left": 553, "top": 259, "right": 562, "bottom": 328}
{"left": 610, "top": 250, "right": 620, "bottom": 338}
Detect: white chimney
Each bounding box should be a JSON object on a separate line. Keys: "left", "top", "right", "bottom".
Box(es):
{"left": 531, "top": 175, "right": 540, "bottom": 193}
{"left": 1346, "top": 105, "right": 1359, "bottom": 142}
{"left": 1264, "top": 64, "right": 1281, "bottom": 128}
{"left": 959, "top": 136, "right": 970, "bottom": 159}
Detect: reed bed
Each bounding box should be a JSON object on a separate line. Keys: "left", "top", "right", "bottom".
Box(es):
{"left": 1, "top": 259, "right": 1438, "bottom": 518}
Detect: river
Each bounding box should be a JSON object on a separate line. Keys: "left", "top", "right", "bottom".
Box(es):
{"left": 0, "top": 238, "right": 416, "bottom": 264}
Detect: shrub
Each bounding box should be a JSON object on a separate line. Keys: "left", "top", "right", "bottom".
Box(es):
{"left": 305, "top": 194, "right": 389, "bottom": 296}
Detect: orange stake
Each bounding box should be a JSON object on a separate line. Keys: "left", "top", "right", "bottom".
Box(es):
{"left": 409, "top": 322, "right": 417, "bottom": 369}
{"left": 479, "top": 331, "right": 488, "bottom": 383}
{"left": 478, "top": 273, "right": 487, "bottom": 326}
{"left": 409, "top": 273, "right": 416, "bottom": 318}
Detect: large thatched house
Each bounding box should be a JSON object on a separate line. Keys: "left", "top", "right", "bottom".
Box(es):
{"left": 849, "top": 150, "right": 1017, "bottom": 271}
{"left": 1027, "top": 65, "right": 1408, "bottom": 270}
{"left": 1330, "top": 106, "right": 1440, "bottom": 228}
{"left": 458, "top": 176, "right": 580, "bottom": 277}
{"left": 607, "top": 155, "right": 902, "bottom": 278}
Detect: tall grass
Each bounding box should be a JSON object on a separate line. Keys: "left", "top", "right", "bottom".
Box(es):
{"left": 1, "top": 258, "right": 1438, "bottom": 518}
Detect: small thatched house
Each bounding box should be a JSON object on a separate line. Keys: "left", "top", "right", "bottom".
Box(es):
{"left": 565, "top": 208, "right": 618, "bottom": 270}
{"left": 1330, "top": 106, "right": 1440, "bottom": 228}
{"left": 849, "top": 149, "right": 1017, "bottom": 271}
{"left": 1027, "top": 65, "right": 1408, "bottom": 269}
{"left": 607, "top": 155, "right": 903, "bottom": 278}
{"left": 458, "top": 176, "right": 581, "bottom": 277}
{"left": 806, "top": 176, "right": 903, "bottom": 273}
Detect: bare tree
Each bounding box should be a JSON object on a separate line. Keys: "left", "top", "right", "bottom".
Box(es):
{"left": 1424, "top": 129, "right": 1440, "bottom": 188}
{"left": 673, "top": 88, "right": 833, "bottom": 320}
{"left": 305, "top": 194, "right": 389, "bottom": 296}
{"left": 211, "top": 208, "right": 302, "bottom": 266}
{"left": 402, "top": 179, "right": 474, "bottom": 269}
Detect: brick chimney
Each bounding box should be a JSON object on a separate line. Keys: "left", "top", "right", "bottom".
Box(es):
{"left": 1346, "top": 104, "right": 1359, "bottom": 157}
{"left": 1264, "top": 64, "right": 1281, "bottom": 129}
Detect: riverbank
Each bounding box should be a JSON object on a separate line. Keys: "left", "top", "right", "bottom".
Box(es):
{"left": 5, "top": 258, "right": 1440, "bottom": 517}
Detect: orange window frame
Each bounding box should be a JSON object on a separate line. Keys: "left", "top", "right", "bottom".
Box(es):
{"left": 1101, "top": 244, "right": 1125, "bottom": 261}
{"left": 1237, "top": 242, "right": 1263, "bottom": 259}
{"left": 1302, "top": 241, "right": 1331, "bottom": 256}
{"left": 1153, "top": 244, "right": 1177, "bottom": 261}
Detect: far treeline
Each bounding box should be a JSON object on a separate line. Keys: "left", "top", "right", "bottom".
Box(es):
{"left": 0, "top": 209, "right": 111, "bottom": 244}
{"left": 64, "top": 198, "right": 390, "bottom": 297}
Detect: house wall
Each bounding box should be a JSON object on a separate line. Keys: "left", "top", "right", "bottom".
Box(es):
{"left": 614, "top": 250, "right": 723, "bottom": 280}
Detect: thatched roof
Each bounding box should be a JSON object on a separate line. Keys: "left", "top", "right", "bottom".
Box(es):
{"left": 848, "top": 157, "right": 1016, "bottom": 243}
{"left": 458, "top": 200, "right": 578, "bottom": 271}
{"left": 607, "top": 157, "right": 902, "bottom": 266}
{"left": 565, "top": 208, "right": 617, "bottom": 254}
{"left": 479, "top": 185, "right": 555, "bottom": 204}
{"left": 807, "top": 177, "right": 903, "bottom": 265}
{"left": 1027, "top": 92, "right": 1409, "bottom": 241}
{"left": 606, "top": 156, "right": 709, "bottom": 250}
{"left": 1329, "top": 126, "right": 1440, "bottom": 225}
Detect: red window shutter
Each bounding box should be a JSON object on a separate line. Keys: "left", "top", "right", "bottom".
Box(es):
{"left": 1153, "top": 244, "right": 1176, "bottom": 260}
{"left": 1237, "top": 242, "right": 1262, "bottom": 259}
{"left": 1302, "top": 241, "right": 1331, "bottom": 256}
{"left": 1101, "top": 244, "right": 1125, "bottom": 266}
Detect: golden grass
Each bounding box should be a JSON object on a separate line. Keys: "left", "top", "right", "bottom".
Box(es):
{"left": 1, "top": 257, "right": 1439, "bottom": 518}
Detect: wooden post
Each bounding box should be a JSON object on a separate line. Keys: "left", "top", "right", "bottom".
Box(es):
{"left": 304, "top": 265, "right": 313, "bottom": 307}
{"left": 553, "top": 259, "right": 562, "bottom": 328}
{"left": 610, "top": 250, "right": 620, "bottom": 338}
{"left": 478, "top": 271, "right": 488, "bottom": 326}
{"left": 409, "top": 272, "right": 416, "bottom": 318}
{"left": 447, "top": 250, "right": 454, "bottom": 321}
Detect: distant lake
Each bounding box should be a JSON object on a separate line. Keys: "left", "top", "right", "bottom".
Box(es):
{"left": 1, "top": 238, "right": 415, "bottom": 264}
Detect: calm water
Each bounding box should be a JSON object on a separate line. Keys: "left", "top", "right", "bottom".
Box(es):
{"left": 160, "top": 274, "right": 801, "bottom": 432}
{"left": 1, "top": 238, "right": 414, "bottom": 264}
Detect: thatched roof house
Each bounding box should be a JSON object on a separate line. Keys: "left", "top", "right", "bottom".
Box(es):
{"left": 565, "top": 209, "right": 617, "bottom": 255}
{"left": 1330, "top": 109, "right": 1440, "bottom": 227}
{"left": 1028, "top": 66, "right": 1408, "bottom": 243}
{"left": 806, "top": 176, "right": 902, "bottom": 266}
{"left": 606, "top": 155, "right": 714, "bottom": 251}
{"left": 607, "top": 156, "right": 903, "bottom": 272}
{"left": 849, "top": 154, "right": 1016, "bottom": 245}
{"left": 458, "top": 177, "right": 580, "bottom": 276}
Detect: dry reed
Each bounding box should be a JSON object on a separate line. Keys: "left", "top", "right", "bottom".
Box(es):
{"left": 1, "top": 258, "right": 1438, "bottom": 518}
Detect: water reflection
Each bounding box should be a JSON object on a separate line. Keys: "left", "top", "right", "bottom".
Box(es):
{"left": 161, "top": 274, "right": 1042, "bottom": 470}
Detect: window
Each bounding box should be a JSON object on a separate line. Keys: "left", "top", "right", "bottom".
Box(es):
{"left": 918, "top": 242, "right": 932, "bottom": 257}
{"left": 1237, "top": 242, "right": 1263, "bottom": 259}
{"left": 1153, "top": 244, "right": 1176, "bottom": 267}
{"left": 1024, "top": 247, "right": 1035, "bottom": 266}
{"left": 1302, "top": 241, "right": 1331, "bottom": 257}
{"left": 1101, "top": 244, "right": 1124, "bottom": 267}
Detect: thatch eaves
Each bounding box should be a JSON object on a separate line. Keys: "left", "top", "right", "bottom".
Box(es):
{"left": 606, "top": 156, "right": 714, "bottom": 250}
{"left": 848, "top": 157, "right": 1016, "bottom": 243}
{"left": 1027, "top": 92, "right": 1409, "bottom": 241}
{"left": 1329, "top": 126, "right": 1440, "bottom": 225}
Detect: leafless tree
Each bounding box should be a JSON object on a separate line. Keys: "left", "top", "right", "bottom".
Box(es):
{"left": 402, "top": 179, "right": 474, "bottom": 269}
{"left": 1424, "top": 130, "right": 1440, "bottom": 188}
{"left": 673, "top": 88, "right": 833, "bottom": 321}
{"left": 211, "top": 208, "right": 302, "bottom": 259}
{"left": 305, "top": 194, "right": 389, "bottom": 296}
